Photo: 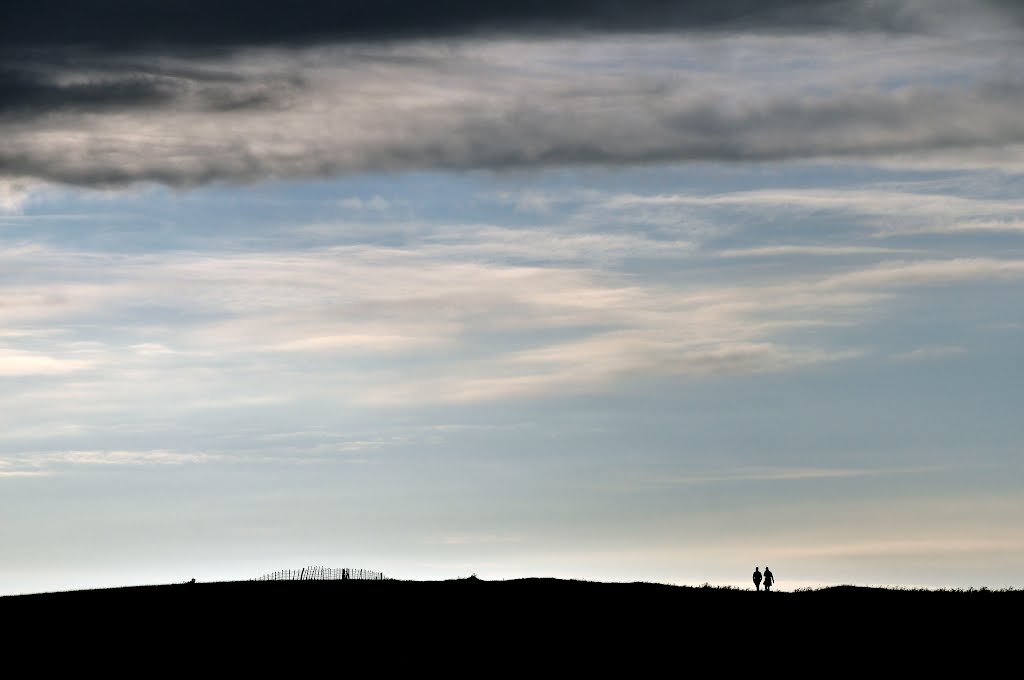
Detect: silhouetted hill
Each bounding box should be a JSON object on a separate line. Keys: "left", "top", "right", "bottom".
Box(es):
{"left": 2, "top": 577, "right": 1017, "bottom": 671}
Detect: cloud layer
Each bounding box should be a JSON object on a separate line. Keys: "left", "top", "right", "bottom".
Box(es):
{"left": 3, "top": 220, "right": 1021, "bottom": 410}
{"left": 0, "top": 1, "right": 958, "bottom": 51}
{"left": 1, "top": 2, "right": 1023, "bottom": 191}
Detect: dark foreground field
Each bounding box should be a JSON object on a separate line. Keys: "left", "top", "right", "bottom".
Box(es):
{"left": 2, "top": 577, "right": 1018, "bottom": 671}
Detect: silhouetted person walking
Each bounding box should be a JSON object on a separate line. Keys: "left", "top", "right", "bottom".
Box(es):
{"left": 763, "top": 567, "right": 774, "bottom": 592}
{"left": 753, "top": 566, "right": 762, "bottom": 591}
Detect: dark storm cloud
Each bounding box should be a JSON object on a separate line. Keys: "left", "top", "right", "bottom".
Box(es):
{"left": 4, "top": 70, "right": 1024, "bottom": 189}
{"left": 0, "top": 1, "right": 925, "bottom": 52}
{"left": 9, "top": 0, "right": 918, "bottom": 117}
{"left": 0, "top": 57, "right": 304, "bottom": 118}
{"left": 0, "top": 1, "right": 1005, "bottom": 116}
{"left": 0, "top": 0, "right": 1020, "bottom": 189}
{"left": 0, "top": 67, "right": 178, "bottom": 115}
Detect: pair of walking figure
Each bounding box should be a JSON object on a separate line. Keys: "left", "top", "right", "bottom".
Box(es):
{"left": 753, "top": 566, "right": 774, "bottom": 591}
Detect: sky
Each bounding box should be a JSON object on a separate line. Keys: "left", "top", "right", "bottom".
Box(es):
{"left": 1, "top": 0, "right": 1023, "bottom": 596}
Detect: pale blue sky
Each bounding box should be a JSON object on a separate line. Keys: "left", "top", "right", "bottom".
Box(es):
{"left": 2, "top": 2, "right": 1023, "bottom": 595}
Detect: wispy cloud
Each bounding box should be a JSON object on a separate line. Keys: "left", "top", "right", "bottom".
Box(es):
{"left": 427, "top": 533, "right": 527, "bottom": 546}
{"left": 604, "top": 188, "right": 1024, "bottom": 236}
{"left": 0, "top": 459, "right": 50, "bottom": 479}
{"left": 0, "top": 348, "right": 92, "bottom": 375}
{"left": 339, "top": 195, "right": 391, "bottom": 212}
{"left": 639, "top": 465, "right": 941, "bottom": 486}
{"left": 384, "top": 343, "right": 859, "bottom": 404}
{"left": 817, "top": 258, "right": 1024, "bottom": 289}
{"left": 44, "top": 449, "right": 219, "bottom": 465}
{"left": 0, "top": 443, "right": 393, "bottom": 475}
{"left": 718, "top": 245, "right": 916, "bottom": 258}
{"left": 0, "top": 449, "right": 219, "bottom": 478}
{"left": 3, "top": 237, "right": 1021, "bottom": 407}
{"left": 891, "top": 345, "right": 967, "bottom": 361}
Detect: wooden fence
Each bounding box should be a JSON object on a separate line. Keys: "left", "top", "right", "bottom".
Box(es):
{"left": 253, "top": 565, "right": 389, "bottom": 581}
